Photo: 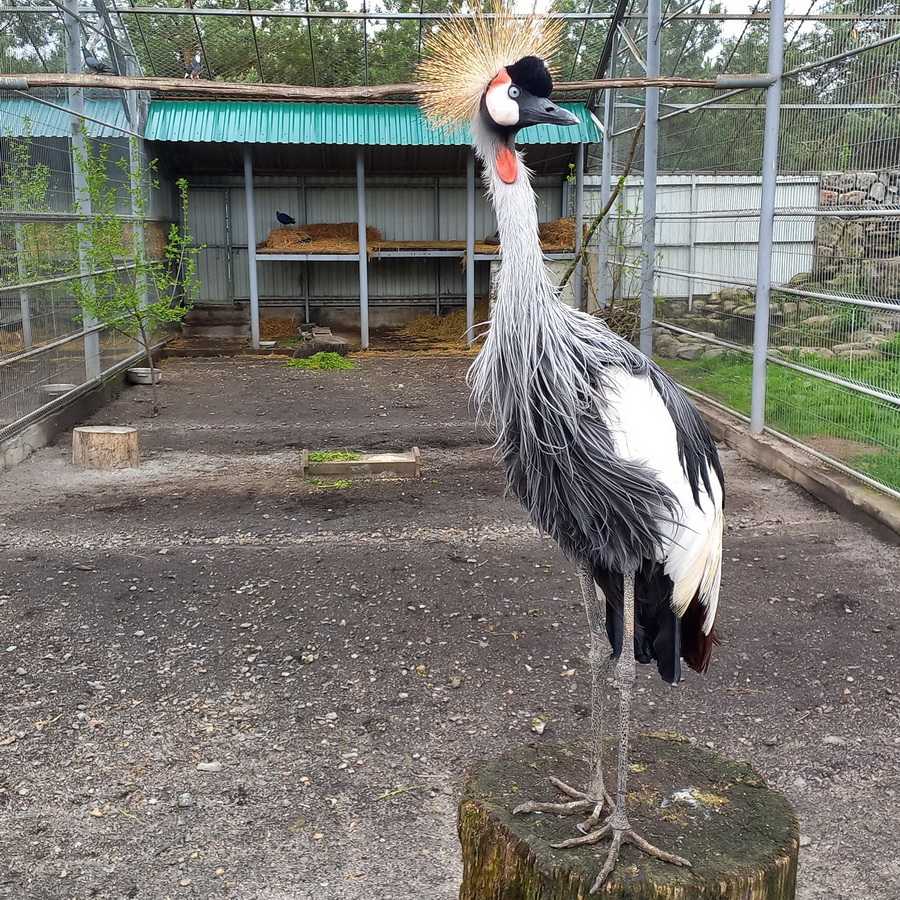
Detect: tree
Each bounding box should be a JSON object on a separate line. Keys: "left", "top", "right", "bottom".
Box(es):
{"left": 71, "top": 137, "right": 199, "bottom": 417}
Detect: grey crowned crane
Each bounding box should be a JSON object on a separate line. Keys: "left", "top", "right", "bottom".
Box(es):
{"left": 419, "top": 4, "right": 724, "bottom": 892}
{"left": 276, "top": 211, "right": 297, "bottom": 226}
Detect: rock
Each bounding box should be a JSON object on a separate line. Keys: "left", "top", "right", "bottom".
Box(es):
{"left": 196, "top": 761, "right": 223, "bottom": 773}
{"left": 676, "top": 344, "right": 705, "bottom": 360}
{"left": 839, "top": 190, "right": 866, "bottom": 205}
{"left": 720, "top": 287, "right": 753, "bottom": 304}
{"left": 702, "top": 348, "right": 726, "bottom": 359}
{"left": 292, "top": 330, "right": 349, "bottom": 359}
{"left": 822, "top": 735, "right": 847, "bottom": 746}
{"left": 869, "top": 181, "right": 887, "bottom": 202}
{"left": 856, "top": 172, "right": 878, "bottom": 191}
{"left": 177, "top": 793, "right": 194, "bottom": 808}
{"left": 838, "top": 173, "right": 857, "bottom": 192}
{"left": 802, "top": 315, "right": 835, "bottom": 328}
{"left": 734, "top": 304, "right": 757, "bottom": 316}
{"left": 799, "top": 834, "right": 813, "bottom": 848}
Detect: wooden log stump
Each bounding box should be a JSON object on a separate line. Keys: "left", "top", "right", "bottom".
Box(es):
{"left": 459, "top": 735, "right": 798, "bottom": 900}
{"left": 72, "top": 426, "right": 140, "bottom": 469}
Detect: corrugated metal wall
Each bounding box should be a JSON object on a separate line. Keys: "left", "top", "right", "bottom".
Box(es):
{"left": 188, "top": 176, "right": 564, "bottom": 305}
{"left": 582, "top": 174, "right": 818, "bottom": 297}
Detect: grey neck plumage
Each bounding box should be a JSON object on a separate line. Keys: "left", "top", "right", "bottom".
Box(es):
{"left": 471, "top": 121, "right": 558, "bottom": 317}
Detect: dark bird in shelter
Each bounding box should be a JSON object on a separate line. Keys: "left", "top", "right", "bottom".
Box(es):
{"left": 419, "top": 2, "right": 724, "bottom": 892}
{"left": 82, "top": 47, "right": 111, "bottom": 74}
{"left": 183, "top": 52, "right": 202, "bottom": 79}
{"left": 276, "top": 211, "right": 297, "bottom": 226}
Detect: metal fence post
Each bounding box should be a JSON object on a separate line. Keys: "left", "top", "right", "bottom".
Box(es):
{"left": 466, "top": 150, "right": 475, "bottom": 346}
{"left": 596, "top": 29, "right": 618, "bottom": 311}
{"left": 356, "top": 148, "right": 369, "bottom": 350}
{"left": 687, "top": 172, "right": 696, "bottom": 311}
{"left": 64, "top": 0, "right": 101, "bottom": 379}
{"left": 243, "top": 147, "right": 261, "bottom": 349}
{"left": 14, "top": 224, "right": 33, "bottom": 350}
{"left": 750, "top": 0, "right": 785, "bottom": 433}
{"left": 639, "top": 0, "right": 660, "bottom": 356}
{"left": 573, "top": 142, "right": 585, "bottom": 310}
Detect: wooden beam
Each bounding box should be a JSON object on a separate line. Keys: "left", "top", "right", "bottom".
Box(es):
{"left": 4, "top": 72, "right": 721, "bottom": 101}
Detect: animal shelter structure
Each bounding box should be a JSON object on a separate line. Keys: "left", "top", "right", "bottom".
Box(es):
{"left": 142, "top": 98, "right": 599, "bottom": 347}
{"left": 1, "top": 0, "right": 899, "bottom": 500}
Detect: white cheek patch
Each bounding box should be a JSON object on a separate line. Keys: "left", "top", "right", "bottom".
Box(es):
{"left": 485, "top": 84, "right": 519, "bottom": 127}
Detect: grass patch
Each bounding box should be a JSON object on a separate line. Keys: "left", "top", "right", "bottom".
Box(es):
{"left": 309, "top": 478, "right": 352, "bottom": 489}
{"left": 308, "top": 450, "right": 361, "bottom": 462}
{"left": 286, "top": 352, "right": 355, "bottom": 370}
{"left": 659, "top": 352, "right": 900, "bottom": 491}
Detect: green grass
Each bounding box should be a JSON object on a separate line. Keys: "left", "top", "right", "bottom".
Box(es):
{"left": 659, "top": 352, "right": 900, "bottom": 491}
{"left": 286, "top": 352, "right": 355, "bottom": 370}
{"left": 308, "top": 450, "right": 361, "bottom": 462}
{"left": 309, "top": 478, "right": 352, "bottom": 489}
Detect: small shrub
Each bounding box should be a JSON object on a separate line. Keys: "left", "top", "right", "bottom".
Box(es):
{"left": 309, "top": 477, "right": 352, "bottom": 489}
{"left": 286, "top": 352, "right": 355, "bottom": 370}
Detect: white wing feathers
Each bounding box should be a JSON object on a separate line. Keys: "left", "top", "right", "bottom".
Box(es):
{"left": 603, "top": 369, "right": 723, "bottom": 634}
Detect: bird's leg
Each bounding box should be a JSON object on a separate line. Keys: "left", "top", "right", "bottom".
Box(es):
{"left": 512, "top": 563, "right": 610, "bottom": 822}
{"left": 580, "top": 573, "right": 692, "bottom": 894}
{"left": 576, "top": 563, "right": 614, "bottom": 833}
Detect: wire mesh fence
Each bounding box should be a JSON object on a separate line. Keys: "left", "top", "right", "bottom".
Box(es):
{"left": 594, "top": 0, "right": 900, "bottom": 498}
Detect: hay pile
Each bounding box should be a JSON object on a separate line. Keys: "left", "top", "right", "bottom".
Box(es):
{"left": 401, "top": 300, "right": 490, "bottom": 344}
{"left": 261, "top": 316, "right": 300, "bottom": 340}
{"left": 259, "top": 223, "right": 383, "bottom": 254}
{"left": 538, "top": 217, "right": 577, "bottom": 250}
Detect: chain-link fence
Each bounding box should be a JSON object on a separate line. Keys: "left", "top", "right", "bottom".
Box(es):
{"left": 594, "top": 0, "right": 900, "bottom": 499}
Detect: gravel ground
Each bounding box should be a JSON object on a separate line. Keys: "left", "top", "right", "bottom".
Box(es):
{"left": 0, "top": 355, "right": 898, "bottom": 900}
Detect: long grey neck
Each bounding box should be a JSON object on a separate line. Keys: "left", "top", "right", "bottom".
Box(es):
{"left": 472, "top": 123, "right": 557, "bottom": 312}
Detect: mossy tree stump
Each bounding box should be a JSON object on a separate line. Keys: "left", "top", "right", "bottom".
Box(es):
{"left": 459, "top": 735, "right": 798, "bottom": 899}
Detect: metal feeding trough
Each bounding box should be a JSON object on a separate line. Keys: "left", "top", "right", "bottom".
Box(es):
{"left": 300, "top": 447, "right": 421, "bottom": 478}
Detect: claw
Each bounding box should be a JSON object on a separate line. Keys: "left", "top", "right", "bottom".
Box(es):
{"left": 587, "top": 826, "right": 691, "bottom": 894}
{"left": 513, "top": 798, "right": 592, "bottom": 816}
{"left": 551, "top": 823, "right": 611, "bottom": 849}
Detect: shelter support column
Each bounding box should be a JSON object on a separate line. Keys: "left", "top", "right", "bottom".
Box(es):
{"left": 573, "top": 142, "right": 585, "bottom": 310}
{"left": 466, "top": 150, "right": 475, "bottom": 347}
{"left": 356, "top": 148, "right": 369, "bottom": 350}
{"left": 243, "top": 146, "right": 260, "bottom": 349}
{"left": 639, "top": 0, "right": 660, "bottom": 357}
{"left": 750, "top": 0, "right": 785, "bottom": 433}
{"left": 64, "top": 0, "right": 100, "bottom": 379}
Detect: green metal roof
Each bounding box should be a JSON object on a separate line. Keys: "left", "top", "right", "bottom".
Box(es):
{"left": 144, "top": 101, "right": 600, "bottom": 147}
{"left": 0, "top": 98, "right": 130, "bottom": 139}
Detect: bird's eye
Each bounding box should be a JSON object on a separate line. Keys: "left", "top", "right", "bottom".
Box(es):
{"left": 508, "top": 85, "right": 521, "bottom": 99}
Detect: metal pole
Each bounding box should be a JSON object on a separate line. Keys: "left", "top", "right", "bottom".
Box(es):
{"left": 750, "top": 0, "right": 784, "bottom": 433}
{"left": 356, "top": 148, "right": 369, "bottom": 350}
{"left": 65, "top": 0, "right": 100, "bottom": 379}
{"left": 243, "top": 146, "right": 260, "bottom": 349}
{"left": 687, "top": 172, "right": 696, "bottom": 310}
{"left": 573, "top": 142, "right": 585, "bottom": 310}
{"left": 14, "top": 224, "right": 33, "bottom": 349}
{"left": 597, "top": 28, "right": 617, "bottom": 311}
{"left": 124, "top": 50, "right": 148, "bottom": 309}
{"left": 466, "top": 150, "right": 476, "bottom": 346}
{"left": 639, "top": 0, "right": 660, "bottom": 356}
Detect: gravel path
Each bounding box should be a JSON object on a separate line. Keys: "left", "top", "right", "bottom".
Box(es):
{"left": 0, "top": 356, "right": 897, "bottom": 900}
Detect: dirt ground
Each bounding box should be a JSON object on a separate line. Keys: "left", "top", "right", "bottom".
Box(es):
{"left": 1, "top": 356, "right": 898, "bottom": 900}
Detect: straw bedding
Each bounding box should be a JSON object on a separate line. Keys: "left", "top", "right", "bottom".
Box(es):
{"left": 256, "top": 217, "right": 580, "bottom": 256}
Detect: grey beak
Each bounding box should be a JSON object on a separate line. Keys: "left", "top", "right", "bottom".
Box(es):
{"left": 517, "top": 93, "right": 580, "bottom": 128}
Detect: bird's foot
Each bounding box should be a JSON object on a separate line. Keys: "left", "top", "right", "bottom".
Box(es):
{"left": 513, "top": 776, "right": 613, "bottom": 832}
{"left": 551, "top": 818, "right": 691, "bottom": 893}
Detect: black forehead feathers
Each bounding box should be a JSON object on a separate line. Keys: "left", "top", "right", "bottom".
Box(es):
{"left": 507, "top": 56, "right": 553, "bottom": 98}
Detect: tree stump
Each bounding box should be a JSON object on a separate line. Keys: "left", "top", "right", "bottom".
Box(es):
{"left": 72, "top": 426, "right": 140, "bottom": 469}
{"left": 459, "top": 735, "right": 798, "bottom": 900}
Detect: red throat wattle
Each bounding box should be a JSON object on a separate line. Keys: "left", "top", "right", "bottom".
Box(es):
{"left": 496, "top": 145, "right": 518, "bottom": 184}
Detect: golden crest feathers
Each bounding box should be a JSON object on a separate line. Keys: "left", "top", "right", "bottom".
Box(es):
{"left": 417, "top": 1, "right": 564, "bottom": 129}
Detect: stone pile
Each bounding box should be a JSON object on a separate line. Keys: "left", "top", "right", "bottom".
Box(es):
{"left": 814, "top": 170, "right": 900, "bottom": 297}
